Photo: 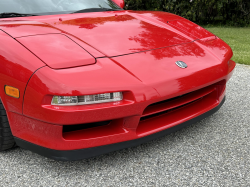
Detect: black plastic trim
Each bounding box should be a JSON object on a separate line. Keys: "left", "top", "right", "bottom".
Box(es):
{"left": 14, "top": 97, "right": 225, "bottom": 161}
{"left": 63, "top": 121, "right": 111, "bottom": 133}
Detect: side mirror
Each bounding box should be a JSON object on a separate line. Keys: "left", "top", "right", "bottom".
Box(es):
{"left": 112, "top": 0, "right": 125, "bottom": 9}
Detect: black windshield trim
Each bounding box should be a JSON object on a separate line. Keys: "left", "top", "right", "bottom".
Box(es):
{"left": 72, "top": 8, "right": 122, "bottom": 14}
{"left": 0, "top": 12, "right": 38, "bottom": 18}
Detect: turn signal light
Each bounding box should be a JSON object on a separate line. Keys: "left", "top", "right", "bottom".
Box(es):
{"left": 51, "top": 92, "right": 123, "bottom": 106}
{"left": 5, "top": 86, "right": 20, "bottom": 98}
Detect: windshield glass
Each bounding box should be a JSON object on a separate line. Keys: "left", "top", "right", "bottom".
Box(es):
{"left": 0, "top": 0, "right": 121, "bottom": 15}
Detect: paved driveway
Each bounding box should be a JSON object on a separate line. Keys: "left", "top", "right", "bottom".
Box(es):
{"left": 0, "top": 64, "right": 249, "bottom": 186}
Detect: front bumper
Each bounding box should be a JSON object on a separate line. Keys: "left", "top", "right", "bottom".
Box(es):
{"left": 14, "top": 97, "right": 225, "bottom": 161}
{"left": 9, "top": 78, "right": 227, "bottom": 151}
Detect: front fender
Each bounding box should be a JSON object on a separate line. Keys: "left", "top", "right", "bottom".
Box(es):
{"left": 0, "top": 30, "right": 45, "bottom": 114}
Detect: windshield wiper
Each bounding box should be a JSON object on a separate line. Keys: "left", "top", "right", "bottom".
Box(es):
{"left": 0, "top": 12, "right": 38, "bottom": 18}
{"left": 72, "top": 8, "right": 121, "bottom": 14}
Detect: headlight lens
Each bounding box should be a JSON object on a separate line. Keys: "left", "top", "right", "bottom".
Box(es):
{"left": 51, "top": 92, "right": 123, "bottom": 106}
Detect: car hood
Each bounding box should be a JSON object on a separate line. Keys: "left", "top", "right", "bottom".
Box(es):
{"left": 52, "top": 12, "right": 193, "bottom": 57}
{"left": 0, "top": 11, "right": 215, "bottom": 59}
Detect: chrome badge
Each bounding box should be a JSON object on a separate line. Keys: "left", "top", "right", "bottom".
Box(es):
{"left": 175, "top": 61, "right": 188, "bottom": 69}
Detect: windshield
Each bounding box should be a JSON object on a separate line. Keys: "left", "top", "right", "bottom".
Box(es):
{"left": 0, "top": 0, "right": 121, "bottom": 15}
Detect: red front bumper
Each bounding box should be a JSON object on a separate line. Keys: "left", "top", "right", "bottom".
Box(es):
{"left": 13, "top": 96, "right": 226, "bottom": 161}
{"left": 10, "top": 78, "right": 226, "bottom": 153}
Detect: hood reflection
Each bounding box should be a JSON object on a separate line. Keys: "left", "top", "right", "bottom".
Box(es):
{"left": 129, "top": 21, "right": 205, "bottom": 60}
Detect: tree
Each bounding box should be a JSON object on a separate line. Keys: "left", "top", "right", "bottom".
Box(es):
{"left": 124, "top": 0, "right": 250, "bottom": 26}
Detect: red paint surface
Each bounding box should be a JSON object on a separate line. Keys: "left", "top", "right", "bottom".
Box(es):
{"left": 0, "top": 30, "right": 45, "bottom": 113}
{"left": 17, "top": 34, "right": 96, "bottom": 69}
{"left": 0, "top": 9, "right": 236, "bottom": 151}
{"left": 112, "top": 0, "right": 125, "bottom": 9}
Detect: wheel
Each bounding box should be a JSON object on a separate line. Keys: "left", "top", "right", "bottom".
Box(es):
{"left": 0, "top": 100, "right": 15, "bottom": 151}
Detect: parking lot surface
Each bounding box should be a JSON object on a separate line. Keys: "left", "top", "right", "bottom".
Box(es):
{"left": 0, "top": 64, "right": 249, "bottom": 186}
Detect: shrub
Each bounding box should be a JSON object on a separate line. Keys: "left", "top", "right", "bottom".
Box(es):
{"left": 125, "top": 0, "right": 250, "bottom": 26}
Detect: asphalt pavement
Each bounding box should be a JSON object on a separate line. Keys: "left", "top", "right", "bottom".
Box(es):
{"left": 0, "top": 64, "right": 249, "bottom": 186}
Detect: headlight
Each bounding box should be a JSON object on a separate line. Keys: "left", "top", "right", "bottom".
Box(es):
{"left": 51, "top": 92, "right": 123, "bottom": 106}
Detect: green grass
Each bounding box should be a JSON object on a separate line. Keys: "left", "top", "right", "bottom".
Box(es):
{"left": 205, "top": 27, "right": 250, "bottom": 65}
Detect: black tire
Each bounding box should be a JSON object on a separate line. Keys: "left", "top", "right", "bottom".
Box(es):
{"left": 0, "top": 100, "right": 15, "bottom": 151}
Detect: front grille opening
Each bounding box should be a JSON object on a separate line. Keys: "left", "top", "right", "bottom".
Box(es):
{"left": 136, "top": 81, "right": 224, "bottom": 136}
{"left": 140, "top": 99, "right": 201, "bottom": 122}
{"left": 147, "top": 93, "right": 189, "bottom": 107}
{"left": 63, "top": 119, "right": 126, "bottom": 140}
{"left": 142, "top": 82, "right": 220, "bottom": 119}
{"left": 63, "top": 121, "right": 111, "bottom": 133}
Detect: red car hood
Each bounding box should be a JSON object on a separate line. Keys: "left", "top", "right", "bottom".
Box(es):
{"left": 0, "top": 11, "right": 215, "bottom": 59}
{"left": 52, "top": 12, "right": 193, "bottom": 57}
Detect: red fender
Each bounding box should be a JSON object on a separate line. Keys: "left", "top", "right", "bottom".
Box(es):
{"left": 112, "top": 0, "right": 125, "bottom": 9}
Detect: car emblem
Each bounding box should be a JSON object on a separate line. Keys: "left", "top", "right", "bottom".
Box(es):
{"left": 175, "top": 61, "right": 188, "bottom": 69}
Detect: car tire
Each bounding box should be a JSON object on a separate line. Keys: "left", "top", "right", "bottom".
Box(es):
{"left": 0, "top": 100, "right": 15, "bottom": 151}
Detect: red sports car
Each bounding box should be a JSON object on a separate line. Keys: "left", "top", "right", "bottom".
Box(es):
{"left": 0, "top": 0, "right": 235, "bottom": 161}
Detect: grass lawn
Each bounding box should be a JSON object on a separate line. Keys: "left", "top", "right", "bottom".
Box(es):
{"left": 205, "top": 27, "right": 250, "bottom": 65}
